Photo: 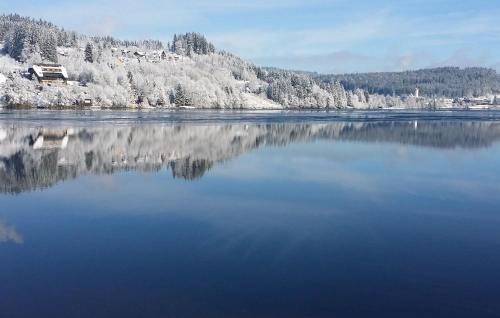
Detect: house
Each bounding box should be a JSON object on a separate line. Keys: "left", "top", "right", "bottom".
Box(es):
{"left": 144, "top": 50, "right": 167, "bottom": 63}
{"left": 134, "top": 51, "right": 146, "bottom": 58}
{"left": 165, "top": 53, "right": 181, "bottom": 61}
{"left": 28, "top": 64, "right": 68, "bottom": 84}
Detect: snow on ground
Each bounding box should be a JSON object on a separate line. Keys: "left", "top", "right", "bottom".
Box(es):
{"left": 242, "top": 93, "right": 283, "bottom": 109}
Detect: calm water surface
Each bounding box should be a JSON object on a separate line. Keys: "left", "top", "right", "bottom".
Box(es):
{"left": 1, "top": 110, "right": 500, "bottom": 317}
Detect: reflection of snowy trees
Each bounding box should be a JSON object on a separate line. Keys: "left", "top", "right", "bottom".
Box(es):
{"left": 2, "top": 120, "right": 500, "bottom": 193}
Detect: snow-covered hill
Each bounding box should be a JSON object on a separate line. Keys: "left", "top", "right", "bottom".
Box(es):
{"left": 0, "top": 14, "right": 359, "bottom": 109}
{"left": 1, "top": 13, "right": 494, "bottom": 109}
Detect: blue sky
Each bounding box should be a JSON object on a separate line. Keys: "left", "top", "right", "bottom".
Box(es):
{"left": 2, "top": 0, "right": 499, "bottom": 73}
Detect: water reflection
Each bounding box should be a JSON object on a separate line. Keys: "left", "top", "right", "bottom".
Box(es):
{"left": 2, "top": 113, "right": 500, "bottom": 318}
{"left": 2, "top": 120, "right": 500, "bottom": 193}
{"left": 0, "top": 219, "right": 23, "bottom": 244}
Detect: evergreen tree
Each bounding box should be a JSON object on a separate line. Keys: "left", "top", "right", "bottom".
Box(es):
{"left": 170, "top": 33, "right": 215, "bottom": 56}
{"left": 174, "top": 84, "right": 192, "bottom": 106}
{"left": 96, "top": 44, "right": 103, "bottom": 63}
{"left": 347, "top": 92, "right": 354, "bottom": 107}
{"left": 70, "top": 32, "right": 78, "bottom": 47}
{"left": 41, "top": 31, "right": 58, "bottom": 63}
{"left": 84, "top": 42, "right": 94, "bottom": 63}
{"left": 172, "top": 34, "right": 177, "bottom": 52}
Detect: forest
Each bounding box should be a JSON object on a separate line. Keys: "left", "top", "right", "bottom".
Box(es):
{"left": 1, "top": 14, "right": 498, "bottom": 109}
{"left": 316, "top": 67, "right": 500, "bottom": 98}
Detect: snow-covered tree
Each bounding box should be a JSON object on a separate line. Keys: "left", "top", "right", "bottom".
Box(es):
{"left": 84, "top": 42, "right": 94, "bottom": 63}
{"left": 2, "top": 13, "right": 473, "bottom": 110}
{"left": 174, "top": 84, "right": 192, "bottom": 106}
{"left": 40, "top": 30, "right": 58, "bottom": 63}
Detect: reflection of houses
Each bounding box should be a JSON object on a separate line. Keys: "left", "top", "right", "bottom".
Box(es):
{"left": 28, "top": 64, "right": 68, "bottom": 84}
{"left": 32, "top": 130, "right": 72, "bottom": 150}
{"left": 492, "top": 95, "right": 500, "bottom": 105}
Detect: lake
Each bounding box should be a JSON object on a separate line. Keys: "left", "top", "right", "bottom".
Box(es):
{"left": 1, "top": 110, "right": 500, "bottom": 318}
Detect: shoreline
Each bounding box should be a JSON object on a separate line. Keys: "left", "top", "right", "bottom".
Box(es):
{"left": 2, "top": 104, "right": 500, "bottom": 112}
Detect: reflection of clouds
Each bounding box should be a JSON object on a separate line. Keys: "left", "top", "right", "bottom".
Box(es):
{"left": 216, "top": 143, "right": 378, "bottom": 194}
{"left": 0, "top": 220, "right": 23, "bottom": 244}
{"left": 0, "top": 128, "right": 7, "bottom": 142}
{"left": 83, "top": 175, "right": 118, "bottom": 192}
{"left": 404, "top": 175, "right": 500, "bottom": 202}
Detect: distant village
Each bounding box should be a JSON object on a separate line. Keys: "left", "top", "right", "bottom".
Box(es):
{"left": 11, "top": 46, "right": 186, "bottom": 107}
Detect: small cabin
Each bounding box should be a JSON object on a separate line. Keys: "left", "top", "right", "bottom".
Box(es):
{"left": 134, "top": 51, "right": 146, "bottom": 58}
{"left": 83, "top": 98, "right": 92, "bottom": 106}
{"left": 28, "top": 64, "right": 68, "bottom": 84}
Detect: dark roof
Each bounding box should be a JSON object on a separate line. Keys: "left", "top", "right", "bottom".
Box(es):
{"left": 37, "top": 63, "right": 63, "bottom": 67}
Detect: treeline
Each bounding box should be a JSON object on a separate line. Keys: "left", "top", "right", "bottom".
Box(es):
{"left": 316, "top": 67, "right": 500, "bottom": 98}
{"left": 0, "top": 13, "right": 77, "bottom": 63}
{"left": 170, "top": 32, "right": 215, "bottom": 56}
{"left": 255, "top": 67, "right": 373, "bottom": 108}
{"left": 0, "top": 14, "right": 166, "bottom": 62}
{"left": 91, "top": 36, "right": 164, "bottom": 50}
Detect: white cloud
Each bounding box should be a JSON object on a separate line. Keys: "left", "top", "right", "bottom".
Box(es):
{"left": 209, "top": 12, "right": 388, "bottom": 58}
{"left": 2, "top": 0, "right": 337, "bottom": 37}
{"left": 2, "top": 0, "right": 499, "bottom": 72}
